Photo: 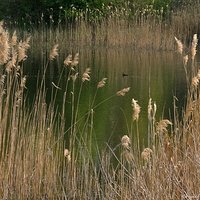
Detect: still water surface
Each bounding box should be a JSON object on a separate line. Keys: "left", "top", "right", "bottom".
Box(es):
{"left": 25, "top": 48, "right": 187, "bottom": 148}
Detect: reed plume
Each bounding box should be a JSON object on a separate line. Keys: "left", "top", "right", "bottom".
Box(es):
{"left": 192, "top": 76, "right": 199, "bottom": 87}
{"left": 191, "top": 34, "right": 198, "bottom": 61}
{"left": 131, "top": 98, "right": 141, "bottom": 121}
{"left": 0, "top": 22, "right": 10, "bottom": 65}
{"left": 49, "top": 44, "right": 59, "bottom": 60}
{"left": 11, "top": 31, "right": 17, "bottom": 47}
{"left": 18, "top": 36, "right": 31, "bottom": 62}
{"left": 156, "top": 119, "right": 172, "bottom": 134}
{"left": 141, "top": 148, "right": 153, "bottom": 161}
{"left": 183, "top": 55, "right": 188, "bottom": 66}
{"left": 174, "top": 36, "right": 183, "bottom": 55}
{"left": 5, "top": 51, "right": 17, "bottom": 72}
{"left": 148, "top": 98, "right": 157, "bottom": 121}
{"left": 64, "top": 54, "right": 72, "bottom": 66}
{"left": 197, "top": 69, "right": 200, "bottom": 79}
{"left": 82, "top": 68, "right": 91, "bottom": 82}
{"left": 116, "top": 87, "right": 130, "bottom": 96}
{"left": 64, "top": 149, "right": 71, "bottom": 162}
{"left": 97, "top": 78, "right": 107, "bottom": 88}
{"left": 71, "top": 53, "right": 79, "bottom": 66}
{"left": 121, "top": 135, "right": 131, "bottom": 149}
{"left": 20, "top": 76, "right": 27, "bottom": 89}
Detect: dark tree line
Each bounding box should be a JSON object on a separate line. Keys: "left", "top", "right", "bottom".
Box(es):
{"left": 0, "top": 0, "right": 198, "bottom": 25}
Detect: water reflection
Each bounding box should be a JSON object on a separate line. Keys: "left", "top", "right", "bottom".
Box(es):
{"left": 25, "top": 48, "right": 187, "bottom": 148}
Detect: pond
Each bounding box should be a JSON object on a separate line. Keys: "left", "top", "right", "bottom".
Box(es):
{"left": 24, "top": 47, "right": 187, "bottom": 149}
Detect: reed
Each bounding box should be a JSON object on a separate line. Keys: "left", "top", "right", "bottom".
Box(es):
{"left": 1, "top": 21, "right": 200, "bottom": 199}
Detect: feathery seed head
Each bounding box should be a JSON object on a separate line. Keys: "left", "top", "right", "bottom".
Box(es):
{"left": 18, "top": 36, "right": 31, "bottom": 62}
{"left": 0, "top": 24, "right": 10, "bottom": 65}
{"left": 64, "top": 54, "right": 72, "bottom": 66}
{"left": 141, "top": 148, "right": 153, "bottom": 161}
{"left": 183, "top": 55, "right": 188, "bottom": 66}
{"left": 71, "top": 53, "right": 79, "bottom": 66}
{"left": 82, "top": 68, "right": 91, "bottom": 82}
{"left": 49, "top": 44, "right": 59, "bottom": 60}
{"left": 20, "top": 76, "right": 27, "bottom": 89}
{"left": 132, "top": 98, "right": 141, "bottom": 121}
{"left": 156, "top": 119, "right": 172, "bottom": 134}
{"left": 197, "top": 69, "right": 200, "bottom": 79}
{"left": 5, "top": 51, "right": 17, "bottom": 72}
{"left": 11, "top": 31, "right": 17, "bottom": 47}
{"left": 116, "top": 87, "right": 130, "bottom": 96}
{"left": 174, "top": 36, "right": 183, "bottom": 55}
{"left": 153, "top": 102, "right": 157, "bottom": 119}
{"left": 71, "top": 73, "right": 79, "bottom": 82}
{"left": 121, "top": 135, "right": 131, "bottom": 149}
{"left": 148, "top": 98, "right": 152, "bottom": 120}
{"left": 97, "top": 78, "right": 107, "bottom": 88}
{"left": 192, "top": 76, "right": 199, "bottom": 87}
{"left": 148, "top": 98, "right": 157, "bottom": 120}
{"left": 191, "top": 34, "right": 198, "bottom": 61}
{"left": 64, "top": 149, "right": 71, "bottom": 162}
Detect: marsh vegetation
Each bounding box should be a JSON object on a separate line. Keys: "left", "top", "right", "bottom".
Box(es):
{"left": 1, "top": 1, "right": 200, "bottom": 199}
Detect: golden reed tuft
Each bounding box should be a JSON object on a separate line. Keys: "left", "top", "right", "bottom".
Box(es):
{"left": 64, "top": 149, "right": 71, "bottom": 162}
{"left": 64, "top": 54, "right": 72, "bottom": 66}
{"left": 148, "top": 98, "right": 157, "bottom": 121}
{"left": 156, "top": 119, "right": 172, "bottom": 134}
{"left": 18, "top": 36, "right": 31, "bottom": 62}
{"left": 116, "top": 87, "right": 130, "bottom": 96}
{"left": 82, "top": 68, "right": 91, "bottom": 82}
{"left": 183, "top": 55, "right": 188, "bottom": 66}
{"left": 191, "top": 34, "right": 198, "bottom": 61}
{"left": 141, "top": 148, "right": 153, "bottom": 161}
{"left": 0, "top": 21, "right": 10, "bottom": 65}
{"left": 71, "top": 53, "right": 79, "bottom": 66}
{"left": 174, "top": 36, "right": 183, "bottom": 55}
{"left": 132, "top": 98, "right": 141, "bottom": 121}
{"left": 97, "top": 78, "right": 107, "bottom": 88}
{"left": 49, "top": 44, "right": 59, "bottom": 60}
{"left": 121, "top": 135, "right": 131, "bottom": 149}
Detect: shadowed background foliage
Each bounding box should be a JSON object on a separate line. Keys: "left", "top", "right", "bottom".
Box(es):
{"left": 0, "top": 0, "right": 198, "bottom": 25}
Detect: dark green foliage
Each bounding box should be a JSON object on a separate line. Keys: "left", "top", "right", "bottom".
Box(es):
{"left": 0, "top": 0, "right": 198, "bottom": 25}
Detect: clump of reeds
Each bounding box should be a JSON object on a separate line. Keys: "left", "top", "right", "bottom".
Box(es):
{"left": 0, "top": 21, "right": 10, "bottom": 65}
{"left": 2, "top": 20, "right": 200, "bottom": 199}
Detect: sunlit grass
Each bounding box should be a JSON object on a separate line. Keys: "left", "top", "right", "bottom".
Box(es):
{"left": 0, "top": 17, "right": 200, "bottom": 199}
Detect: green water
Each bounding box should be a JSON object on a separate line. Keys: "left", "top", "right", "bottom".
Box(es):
{"left": 25, "top": 48, "right": 187, "bottom": 148}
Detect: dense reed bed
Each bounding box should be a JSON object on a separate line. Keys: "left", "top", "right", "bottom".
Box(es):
{"left": 5, "top": 1, "right": 200, "bottom": 53}
{"left": 1, "top": 20, "right": 200, "bottom": 199}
